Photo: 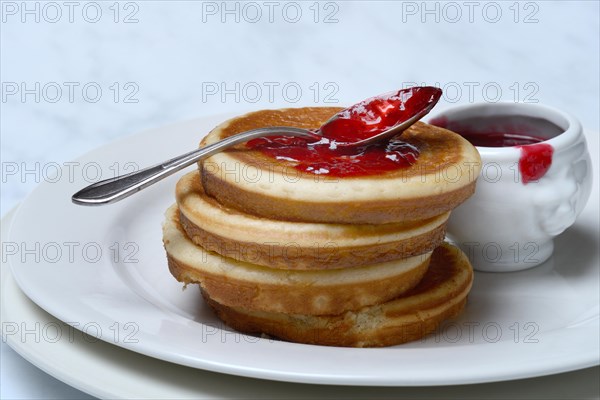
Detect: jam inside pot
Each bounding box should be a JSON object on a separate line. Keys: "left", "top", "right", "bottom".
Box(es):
{"left": 247, "top": 86, "right": 442, "bottom": 177}
{"left": 429, "top": 115, "right": 562, "bottom": 147}
{"left": 430, "top": 114, "right": 561, "bottom": 184}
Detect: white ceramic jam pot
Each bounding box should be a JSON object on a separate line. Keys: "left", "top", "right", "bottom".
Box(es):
{"left": 430, "top": 102, "right": 593, "bottom": 272}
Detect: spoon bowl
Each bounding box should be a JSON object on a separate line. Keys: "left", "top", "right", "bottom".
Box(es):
{"left": 334, "top": 99, "right": 440, "bottom": 148}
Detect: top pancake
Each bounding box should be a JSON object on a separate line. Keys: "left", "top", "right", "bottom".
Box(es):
{"left": 199, "top": 107, "right": 481, "bottom": 223}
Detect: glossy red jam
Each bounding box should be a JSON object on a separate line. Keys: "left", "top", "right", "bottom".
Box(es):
{"left": 430, "top": 115, "right": 558, "bottom": 184}
{"left": 319, "top": 86, "right": 442, "bottom": 142}
{"left": 247, "top": 87, "right": 442, "bottom": 177}
{"left": 518, "top": 143, "right": 554, "bottom": 184}
{"left": 457, "top": 132, "right": 545, "bottom": 147}
{"left": 247, "top": 135, "right": 419, "bottom": 176}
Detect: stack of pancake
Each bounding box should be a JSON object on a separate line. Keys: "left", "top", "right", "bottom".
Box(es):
{"left": 163, "top": 107, "right": 481, "bottom": 347}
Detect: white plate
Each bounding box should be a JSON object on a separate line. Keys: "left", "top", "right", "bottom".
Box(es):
{"left": 5, "top": 116, "right": 600, "bottom": 386}
{"left": 4, "top": 209, "right": 600, "bottom": 399}
{"left": 6, "top": 215, "right": 600, "bottom": 400}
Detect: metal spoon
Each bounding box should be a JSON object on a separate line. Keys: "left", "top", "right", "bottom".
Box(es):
{"left": 71, "top": 127, "right": 317, "bottom": 206}
{"left": 71, "top": 101, "right": 437, "bottom": 206}
{"left": 331, "top": 98, "right": 438, "bottom": 148}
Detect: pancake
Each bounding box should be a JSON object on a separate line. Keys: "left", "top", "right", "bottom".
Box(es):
{"left": 163, "top": 205, "right": 431, "bottom": 315}
{"left": 176, "top": 171, "right": 449, "bottom": 270}
{"left": 203, "top": 243, "right": 473, "bottom": 347}
{"left": 198, "top": 107, "right": 481, "bottom": 224}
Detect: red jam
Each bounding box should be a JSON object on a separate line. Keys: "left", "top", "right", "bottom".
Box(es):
{"left": 518, "top": 143, "right": 554, "bottom": 184}
{"left": 319, "top": 86, "right": 442, "bottom": 142}
{"left": 246, "top": 135, "right": 419, "bottom": 176}
{"left": 430, "top": 115, "right": 557, "bottom": 184}
{"left": 457, "top": 132, "right": 545, "bottom": 147}
{"left": 247, "top": 87, "right": 442, "bottom": 177}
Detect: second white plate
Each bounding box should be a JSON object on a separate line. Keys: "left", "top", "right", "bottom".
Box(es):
{"left": 6, "top": 115, "right": 600, "bottom": 386}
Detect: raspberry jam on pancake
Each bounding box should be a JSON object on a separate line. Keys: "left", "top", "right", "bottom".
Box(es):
{"left": 247, "top": 87, "right": 442, "bottom": 177}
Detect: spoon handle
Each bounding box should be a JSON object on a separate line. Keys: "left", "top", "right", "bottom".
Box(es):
{"left": 71, "top": 127, "right": 313, "bottom": 206}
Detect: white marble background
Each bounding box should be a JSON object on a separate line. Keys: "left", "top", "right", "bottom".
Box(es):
{"left": 1, "top": 0, "right": 599, "bottom": 216}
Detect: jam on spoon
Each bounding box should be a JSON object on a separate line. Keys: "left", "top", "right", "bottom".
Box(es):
{"left": 247, "top": 86, "right": 442, "bottom": 177}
